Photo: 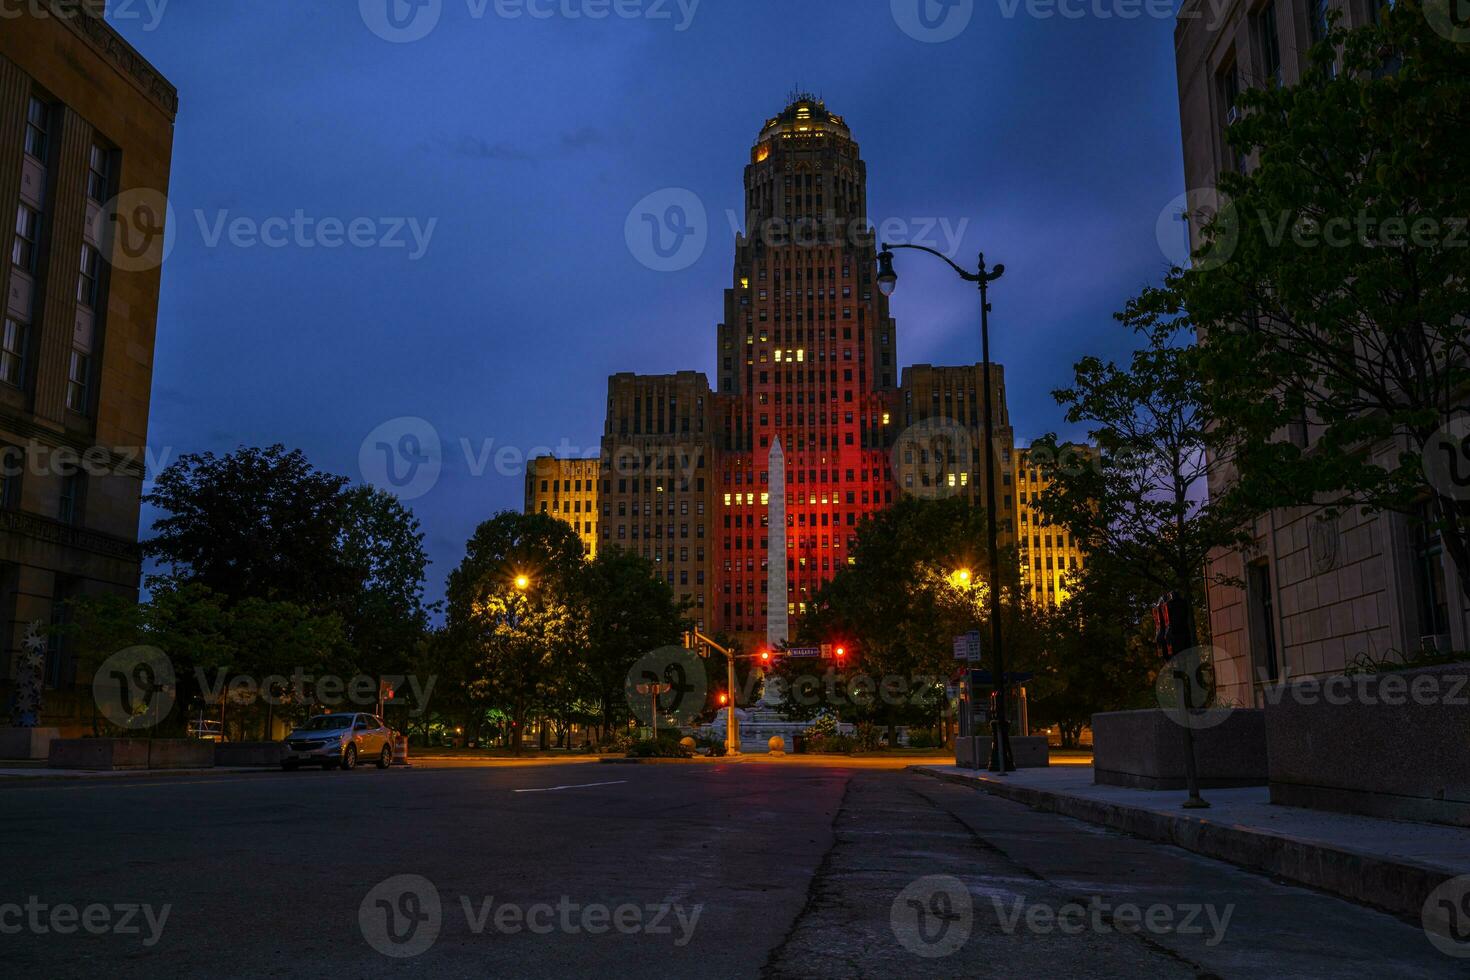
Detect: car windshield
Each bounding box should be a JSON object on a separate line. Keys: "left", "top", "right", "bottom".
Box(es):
{"left": 299, "top": 716, "right": 352, "bottom": 731}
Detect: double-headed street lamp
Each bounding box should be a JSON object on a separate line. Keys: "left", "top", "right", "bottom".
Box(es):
{"left": 878, "top": 243, "right": 1014, "bottom": 774}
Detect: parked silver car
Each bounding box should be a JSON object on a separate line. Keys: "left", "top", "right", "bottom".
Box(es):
{"left": 282, "top": 713, "right": 394, "bottom": 771}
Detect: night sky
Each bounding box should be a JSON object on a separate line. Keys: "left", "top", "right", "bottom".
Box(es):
{"left": 112, "top": 0, "right": 1186, "bottom": 603}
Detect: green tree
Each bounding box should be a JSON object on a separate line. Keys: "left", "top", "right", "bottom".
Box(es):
{"left": 445, "top": 512, "right": 587, "bottom": 754}
{"left": 582, "top": 548, "right": 686, "bottom": 743}
{"left": 1150, "top": 4, "right": 1470, "bottom": 597}
{"left": 144, "top": 445, "right": 355, "bottom": 606}
{"left": 1030, "top": 322, "right": 1242, "bottom": 653}
{"left": 339, "top": 486, "right": 431, "bottom": 680}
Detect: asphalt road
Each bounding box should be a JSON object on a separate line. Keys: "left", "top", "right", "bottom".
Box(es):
{"left": 0, "top": 762, "right": 1460, "bottom": 978}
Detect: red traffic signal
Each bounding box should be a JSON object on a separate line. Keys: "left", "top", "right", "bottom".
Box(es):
{"left": 759, "top": 650, "right": 771, "bottom": 663}
{"left": 834, "top": 646, "right": 847, "bottom": 661}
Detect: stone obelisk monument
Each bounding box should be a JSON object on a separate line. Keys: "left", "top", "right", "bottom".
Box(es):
{"left": 767, "top": 437, "right": 788, "bottom": 648}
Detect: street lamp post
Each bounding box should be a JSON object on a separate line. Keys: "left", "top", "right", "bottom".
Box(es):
{"left": 878, "top": 243, "right": 1014, "bottom": 774}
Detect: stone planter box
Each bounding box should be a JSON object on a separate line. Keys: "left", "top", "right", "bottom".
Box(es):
{"left": 0, "top": 726, "right": 60, "bottom": 760}
{"left": 956, "top": 735, "right": 1049, "bottom": 769}
{"left": 1092, "top": 709, "right": 1266, "bottom": 790}
{"left": 49, "top": 738, "right": 216, "bottom": 770}
{"left": 214, "top": 741, "right": 285, "bottom": 767}
{"left": 1265, "top": 662, "right": 1470, "bottom": 826}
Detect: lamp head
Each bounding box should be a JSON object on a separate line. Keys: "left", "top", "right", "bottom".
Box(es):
{"left": 876, "top": 247, "right": 898, "bottom": 297}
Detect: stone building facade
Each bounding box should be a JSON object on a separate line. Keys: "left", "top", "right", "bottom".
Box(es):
{"left": 1174, "top": 0, "right": 1454, "bottom": 704}
{"left": 0, "top": 2, "right": 176, "bottom": 724}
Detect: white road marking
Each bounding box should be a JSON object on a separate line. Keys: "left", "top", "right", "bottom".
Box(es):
{"left": 514, "top": 780, "right": 628, "bottom": 794}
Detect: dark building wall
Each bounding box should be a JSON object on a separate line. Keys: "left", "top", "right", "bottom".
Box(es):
{"left": 0, "top": 2, "right": 176, "bottom": 710}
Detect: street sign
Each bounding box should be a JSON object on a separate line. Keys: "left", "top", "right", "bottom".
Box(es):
{"left": 787, "top": 646, "right": 821, "bottom": 658}
{"left": 953, "top": 631, "right": 982, "bottom": 663}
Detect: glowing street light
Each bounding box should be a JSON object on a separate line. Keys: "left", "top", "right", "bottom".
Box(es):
{"left": 514, "top": 574, "right": 531, "bottom": 592}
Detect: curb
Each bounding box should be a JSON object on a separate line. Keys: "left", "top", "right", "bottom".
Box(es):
{"left": 911, "top": 765, "right": 1460, "bottom": 923}
{"left": 599, "top": 756, "right": 706, "bottom": 764}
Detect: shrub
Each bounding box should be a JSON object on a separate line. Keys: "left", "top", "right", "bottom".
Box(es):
{"left": 627, "top": 734, "right": 693, "bottom": 758}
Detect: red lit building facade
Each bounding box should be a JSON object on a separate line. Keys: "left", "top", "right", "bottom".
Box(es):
{"left": 714, "top": 97, "right": 899, "bottom": 647}
{"left": 548, "top": 96, "right": 1017, "bottom": 651}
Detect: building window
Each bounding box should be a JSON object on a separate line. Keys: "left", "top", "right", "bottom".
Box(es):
{"left": 0, "top": 319, "right": 25, "bottom": 387}
{"left": 1254, "top": 1, "right": 1282, "bottom": 86}
{"left": 88, "top": 146, "right": 113, "bottom": 204}
{"left": 1247, "top": 560, "right": 1279, "bottom": 683}
{"left": 58, "top": 469, "right": 86, "bottom": 526}
{"left": 13, "top": 204, "right": 40, "bottom": 273}
{"left": 66, "top": 349, "right": 90, "bottom": 415}
{"left": 78, "top": 244, "right": 101, "bottom": 307}
{"left": 1309, "top": 0, "right": 1330, "bottom": 44}
{"left": 24, "top": 98, "right": 49, "bottom": 161}
{"left": 0, "top": 444, "right": 22, "bottom": 510}
{"left": 1412, "top": 505, "right": 1451, "bottom": 641}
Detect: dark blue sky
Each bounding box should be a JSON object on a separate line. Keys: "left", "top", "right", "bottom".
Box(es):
{"left": 114, "top": 0, "right": 1186, "bottom": 602}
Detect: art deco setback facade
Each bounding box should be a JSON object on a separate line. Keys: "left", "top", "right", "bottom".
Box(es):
{"left": 520, "top": 99, "right": 1016, "bottom": 650}
{"left": 1175, "top": 0, "right": 1455, "bottom": 704}
{"left": 524, "top": 456, "right": 599, "bottom": 557}
{"left": 0, "top": 3, "right": 176, "bottom": 719}
{"left": 1014, "top": 445, "right": 1090, "bottom": 609}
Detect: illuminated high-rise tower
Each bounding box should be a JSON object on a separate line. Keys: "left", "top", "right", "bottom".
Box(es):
{"left": 715, "top": 95, "right": 899, "bottom": 647}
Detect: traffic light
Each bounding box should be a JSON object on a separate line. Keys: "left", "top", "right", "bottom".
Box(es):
{"left": 759, "top": 649, "right": 771, "bottom": 664}
{"left": 682, "top": 631, "right": 694, "bottom": 650}
{"left": 718, "top": 692, "right": 728, "bottom": 706}
{"left": 834, "top": 646, "right": 846, "bottom": 663}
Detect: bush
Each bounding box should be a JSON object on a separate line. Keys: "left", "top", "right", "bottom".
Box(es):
{"left": 907, "top": 729, "right": 942, "bottom": 749}
{"left": 853, "top": 722, "right": 882, "bottom": 752}
{"left": 627, "top": 734, "right": 693, "bottom": 758}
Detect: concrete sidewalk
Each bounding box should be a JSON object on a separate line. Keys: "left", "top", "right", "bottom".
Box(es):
{"left": 913, "top": 764, "right": 1470, "bottom": 923}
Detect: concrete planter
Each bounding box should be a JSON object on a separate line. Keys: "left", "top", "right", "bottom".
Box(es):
{"left": 49, "top": 738, "right": 216, "bottom": 770}
{"left": 0, "top": 726, "right": 60, "bottom": 760}
{"left": 1092, "top": 709, "right": 1266, "bottom": 790}
{"left": 955, "top": 735, "right": 1049, "bottom": 769}
{"left": 1265, "top": 662, "right": 1470, "bottom": 826}
{"left": 214, "top": 741, "right": 285, "bottom": 767}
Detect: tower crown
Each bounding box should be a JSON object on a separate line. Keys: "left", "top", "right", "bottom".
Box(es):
{"left": 757, "top": 94, "right": 850, "bottom": 144}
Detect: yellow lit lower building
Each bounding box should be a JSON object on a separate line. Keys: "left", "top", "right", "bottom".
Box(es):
{"left": 524, "top": 456, "right": 599, "bottom": 557}
{"left": 1014, "top": 445, "right": 1093, "bottom": 608}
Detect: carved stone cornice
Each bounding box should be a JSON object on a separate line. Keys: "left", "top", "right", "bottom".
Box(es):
{"left": 48, "top": 1, "right": 179, "bottom": 119}
{"left": 0, "top": 509, "right": 142, "bottom": 562}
